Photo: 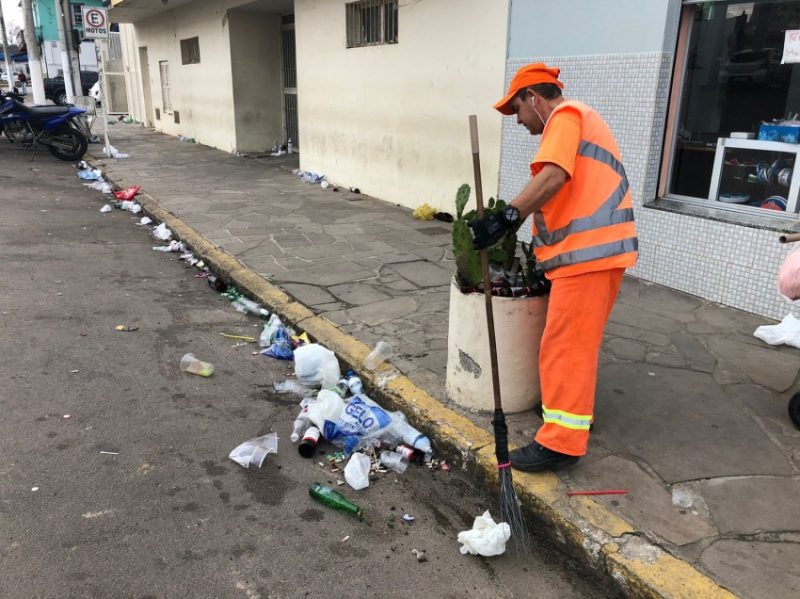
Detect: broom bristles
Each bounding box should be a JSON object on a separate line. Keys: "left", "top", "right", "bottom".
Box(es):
{"left": 499, "top": 467, "right": 531, "bottom": 555}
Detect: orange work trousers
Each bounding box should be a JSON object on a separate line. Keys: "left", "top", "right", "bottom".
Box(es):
{"left": 534, "top": 268, "right": 624, "bottom": 457}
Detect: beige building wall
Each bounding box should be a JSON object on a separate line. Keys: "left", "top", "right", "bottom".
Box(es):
{"left": 117, "top": 0, "right": 248, "bottom": 152}
{"left": 117, "top": 0, "right": 288, "bottom": 154}
{"left": 294, "top": 0, "right": 510, "bottom": 213}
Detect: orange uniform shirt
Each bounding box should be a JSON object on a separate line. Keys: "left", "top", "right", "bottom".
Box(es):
{"left": 530, "top": 106, "right": 582, "bottom": 179}
{"left": 527, "top": 102, "right": 637, "bottom": 279}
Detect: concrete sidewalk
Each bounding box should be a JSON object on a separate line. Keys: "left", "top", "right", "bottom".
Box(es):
{"left": 95, "top": 124, "right": 800, "bottom": 598}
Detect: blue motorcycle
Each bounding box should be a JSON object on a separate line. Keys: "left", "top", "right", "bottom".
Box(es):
{"left": 0, "top": 90, "right": 88, "bottom": 161}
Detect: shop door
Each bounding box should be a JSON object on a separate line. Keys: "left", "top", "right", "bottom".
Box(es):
{"left": 138, "top": 47, "right": 154, "bottom": 127}
{"left": 281, "top": 17, "right": 298, "bottom": 148}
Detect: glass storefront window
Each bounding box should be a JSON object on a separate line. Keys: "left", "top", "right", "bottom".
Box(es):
{"left": 668, "top": 0, "right": 800, "bottom": 215}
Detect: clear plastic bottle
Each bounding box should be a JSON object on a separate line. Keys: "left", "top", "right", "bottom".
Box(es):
{"left": 290, "top": 410, "right": 309, "bottom": 443}
{"left": 390, "top": 413, "right": 431, "bottom": 454}
{"left": 346, "top": 370, "right": 364, "bottom": 395}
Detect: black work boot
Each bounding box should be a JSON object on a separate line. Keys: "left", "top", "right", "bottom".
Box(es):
{"left": 509, "top": 441, "right": 580, "bottom": 472}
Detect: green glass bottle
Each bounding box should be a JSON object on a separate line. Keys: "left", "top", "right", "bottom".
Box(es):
{"left": 309, "top": 483, "right": 365, "bottom": 521}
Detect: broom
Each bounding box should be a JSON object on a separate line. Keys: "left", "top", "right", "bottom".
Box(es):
{"left": 468, "top": 115, "right": 530, "bottom": 555}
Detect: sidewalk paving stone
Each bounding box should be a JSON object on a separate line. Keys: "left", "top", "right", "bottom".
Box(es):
{"left": 696, "top": 476, "right": 800, "bottom": 535}
{"left": 98, "top": 125, "right": 800, "bottom": 598}
{"left": 700, "top": 540, "right": 800, "bottom": 599}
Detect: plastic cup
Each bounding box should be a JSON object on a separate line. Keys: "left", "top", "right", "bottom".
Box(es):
{"left": 380, "top": 450, "right": 408, "bottom": 474}
{"left": 364, "top": 341, "right": 393, "bottom": 370}
{"left": 180, "top": 353, "right": 214, "bottom": 377}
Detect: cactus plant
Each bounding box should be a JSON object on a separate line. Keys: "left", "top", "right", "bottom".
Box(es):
{"left": 452, "top": 184, "right": 522, "bottom": 289}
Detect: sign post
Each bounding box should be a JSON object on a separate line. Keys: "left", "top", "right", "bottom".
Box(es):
{"left": 82, "top": 7, "right": 111, "bottom": 158}
{"left": 82, "top": 7, "right": 110, "bottom": 39}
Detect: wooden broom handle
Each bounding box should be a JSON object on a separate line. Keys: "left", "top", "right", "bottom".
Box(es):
{"left": 469, "top": 115, "right": 503, "bottom": 411}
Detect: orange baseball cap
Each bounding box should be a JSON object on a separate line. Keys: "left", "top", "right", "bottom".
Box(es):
{"left": 493, "top": 63, "right": 564, "bottom": 115}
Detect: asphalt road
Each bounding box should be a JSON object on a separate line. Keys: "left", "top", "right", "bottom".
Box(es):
{"left": 0, "top": 141, "right": 607, "bottom": 598}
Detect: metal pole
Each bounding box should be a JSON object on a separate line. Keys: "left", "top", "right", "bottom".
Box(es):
{"left": 96, "top": 39, "right": 110, "bottom": 156}
{"left": 60, "top": 0, "right": 81, "bottom": 98}
{"left": 21, "top": 0, "right": 45, "bottom": 104}
{"left": 54, "top": 0, "right": 75, "bottom": 100}
{"left": 0, "top": 1, "right": 15, "bottom": 96}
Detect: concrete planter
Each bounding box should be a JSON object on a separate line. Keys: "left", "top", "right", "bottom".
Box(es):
{"left": 446, "top": 278, "right": 547, "bottom": 413}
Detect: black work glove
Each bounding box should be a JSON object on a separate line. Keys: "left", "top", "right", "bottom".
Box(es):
{"left": 468, "top": 206, "right": 520, "bottom": 250}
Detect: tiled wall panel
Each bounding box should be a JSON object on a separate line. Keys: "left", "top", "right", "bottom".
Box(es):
{"left": 500, "top": 53, "right": 799, "bottom": 321}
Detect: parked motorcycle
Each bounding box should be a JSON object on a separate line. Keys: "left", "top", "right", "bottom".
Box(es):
{"left": 0, "top": 91, "right": 88, "bottom": 161}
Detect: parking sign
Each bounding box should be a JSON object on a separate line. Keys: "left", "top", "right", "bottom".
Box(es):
{"left": 82, "top": 7, "right": 109, "bottom": 39}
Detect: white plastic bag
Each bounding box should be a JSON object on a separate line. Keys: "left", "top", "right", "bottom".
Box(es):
{"left": 754, "top": 314, "right": 800, "bottom": 349}
{"left": 294, "top": 344, "right": 341, "bottom": 388}
{"left": 305, "top": 389, "right": 345, "bottom": 432}
{"left": 228, "top": 433, "right": 278, "bottom": 468}
{"left": 457, "top": 511, "right": 511, "bottom": 557}
{"left": 153, "top": 223, "right": 172, "bottom": 241}
{"left": 88, "top": 180, "right": 113, "bottom": 194}
{"left": 99, "top": 204, "right": 112, "bottom": 213}
{"left": 102, "top": 144, "right": 129, "bottom": 160}
{"left": 344, "top": 452, "right": 371, "bottom": 490}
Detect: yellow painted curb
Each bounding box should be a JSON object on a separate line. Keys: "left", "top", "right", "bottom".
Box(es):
{"left": 94, "top": 159, "right": 735, "bottom": 599}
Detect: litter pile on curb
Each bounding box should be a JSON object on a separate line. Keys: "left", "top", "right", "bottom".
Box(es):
{"left": 291, "top": 168, "right": 361, "bottom": 194}
{"left": 77, "top": 157, "right": 511, "bottom": 559}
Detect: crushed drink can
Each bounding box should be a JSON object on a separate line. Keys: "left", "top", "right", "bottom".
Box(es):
{"left": 396, "top": 444, "right": 415, "bottom": 462}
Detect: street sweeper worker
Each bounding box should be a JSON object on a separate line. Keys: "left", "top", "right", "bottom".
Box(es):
{"left": 469, "top": 63, "right": 638, "bottom": 472}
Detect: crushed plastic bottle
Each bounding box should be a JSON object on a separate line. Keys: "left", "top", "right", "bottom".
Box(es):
{"left": 231, "top": 296, "right": 269, "bottom": 318}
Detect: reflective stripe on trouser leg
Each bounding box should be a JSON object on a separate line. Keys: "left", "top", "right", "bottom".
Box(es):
{"left": 542, "top": 407, "right": 592, "bottom": 431}
{"left": 535, "top": 269, "right": 624, "bottom": 457}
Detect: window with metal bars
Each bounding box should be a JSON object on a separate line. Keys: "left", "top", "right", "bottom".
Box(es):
{"left": 346, "top": 0, "right": 398, "bottom": 48}
{"left": 71, "top": 3, "right": 84, "bottom": 27}
{"left": 180, "top": 37, "right": 201, "bottom": 65}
